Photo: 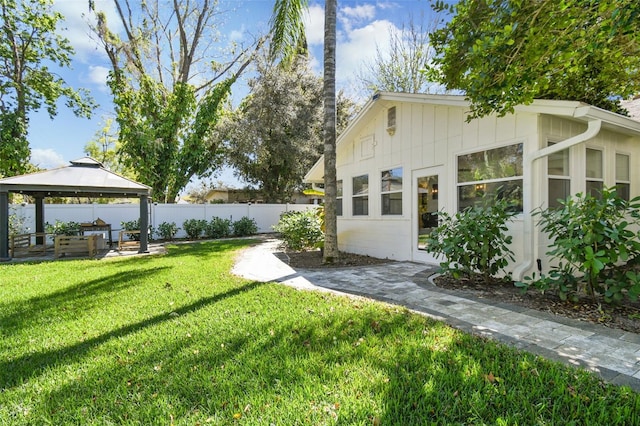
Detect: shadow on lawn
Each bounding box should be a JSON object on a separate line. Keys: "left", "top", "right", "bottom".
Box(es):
{"left": 34, "top": 292, "right": 617, "bottom": 425}
{"left": 0, "top": 266, "right": 171, "bottom": 334}
{"left": 0, "top": 280, "right": 265, "bottom": 390}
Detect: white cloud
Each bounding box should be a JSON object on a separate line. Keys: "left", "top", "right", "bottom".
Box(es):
{"left": 53, "top": 0, "right": 121, "bottom": 61}
{"left": 304, "top": 4, "right": 325, "bottom": 46}
{"left": 337, "top": 20, "right": 397, "bottom": 88}
{"left": 87, "top": 65, "right": 110, "bottom": 89}
{"left": 30, "top": 149, "right": 67, "bottom": 170}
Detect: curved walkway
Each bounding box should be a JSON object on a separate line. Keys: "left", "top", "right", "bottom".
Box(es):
{"left": 232, "top": 238, "right": 640, "bottom": 392}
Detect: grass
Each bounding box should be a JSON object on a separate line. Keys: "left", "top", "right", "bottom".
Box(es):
{"left": 1, "top": 240, "right": 639, "bottom": 425}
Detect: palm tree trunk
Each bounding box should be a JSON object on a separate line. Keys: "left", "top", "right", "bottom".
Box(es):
{"left": 322, "top": 0, "right": 338, "bottom": 263}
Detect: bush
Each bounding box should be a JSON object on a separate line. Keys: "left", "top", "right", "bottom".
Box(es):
{"left": 183, "top": 219, "right": 207, "bottom": 240}
{"left": 46, "top": 220, "right": 81, "bottom": 236}
{"left": 156, "top": 221, "right": 179, "bottom": 241}
{"left": 205, "top": 217, "right": 232, "bottom": 239}
{"left": 529, "top": 187, "right": 640, "bottom": 302}
{"left": 273, "top": 209, "right": 324, "bottom": 251}
{"left": 425, "top": 196, "right": 517, "bottom": 283}
{"left": 120, "top": 219, "right": 151, "bottom": 241}
{"left": 233, "top": 216, "right": 258, "bottom": 237}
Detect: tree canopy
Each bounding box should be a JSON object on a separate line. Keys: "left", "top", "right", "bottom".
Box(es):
{"left": 429, "top": 0, "right": 640, "bottom": 119}
{"left": 91, "top": 0, "right": 260, "bottom": 202}
{"left": 0, "top": 0, "right": 95, "bottom": 177}
{"left": 220, "top": 55, "right": 328, "bottom": 203}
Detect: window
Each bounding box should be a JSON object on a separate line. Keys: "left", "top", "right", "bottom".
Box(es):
{"left": 547, "top": 142, "right": 570, "bottom": 208}
{"left": 586, "top": 148, "right": 603, "bottom": 198}
{"left": 457, "top": 143, "right": 523, "bottom": 212}
{"left": 352, "top": 174, "right": 369, "bottom": 215}
{"left": 336, "top": 180, "right": 343, "bottom": 216}
{"left": 381, "top": 167, "right": 402, "bottom": 215}
{"left": 616, "top": 153, "right": 630, "bottom": 201}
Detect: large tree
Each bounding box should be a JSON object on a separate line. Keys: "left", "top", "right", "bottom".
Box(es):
{"left": 91, "top": 0, "right": 261, "bottom": 202}
{"left": 270, "top": 0, "right": 339, "bottom": 263}
{"left": 357, "top": 14, "right": 442, "bottom": 95}
{"left": 429, "top": 0, "right": 640, "bottom": 119}
{"left": 221, "top": 55, "right": 323, "bottom": 203}
{"left": 0, "top": 0, "right": 95, "bottom": 177}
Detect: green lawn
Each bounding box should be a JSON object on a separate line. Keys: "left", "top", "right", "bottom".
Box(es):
{"left": 1, "top": 240, "right": 639, "bottom": 425}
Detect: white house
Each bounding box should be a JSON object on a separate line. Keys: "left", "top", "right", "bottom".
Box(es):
{"left": 304, "top": 93, "right": 640, "bottom": 280}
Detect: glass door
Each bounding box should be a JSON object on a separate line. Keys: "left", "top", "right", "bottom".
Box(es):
{"left": 412, "top": 167, "right": 442, "bottom": 263}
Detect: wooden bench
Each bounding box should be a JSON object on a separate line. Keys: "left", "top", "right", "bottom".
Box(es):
{"left": 118, "top": 230, "right": 141, "bottom": 251}
{"left": 54, "top": 235, "right": 97, "bottom": 258}
{"left": 10, "top": 233, "right": 51, "bottom": 258}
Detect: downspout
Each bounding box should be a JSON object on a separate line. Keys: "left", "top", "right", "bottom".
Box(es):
{"left": 513, "top": 118, "right": 602, "bottom": 281}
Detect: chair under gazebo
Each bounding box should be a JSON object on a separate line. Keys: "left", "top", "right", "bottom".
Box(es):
{"left": 0, "top": 157, "right": 151, "bottom": 260}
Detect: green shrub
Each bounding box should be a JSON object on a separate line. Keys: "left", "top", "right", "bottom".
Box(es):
{"left": 273, "top": 209, "right": 324, "bottom": 251}
{"left": 156, "top": 221, "right": 179, "bottom": 240}
{"left": 530, "top": 187, "right": 640, "bottom": 302}
{"left": 46, "top": 220, "right": 81, "bottom": 236}
{"left": 120, "top": 219, "right": 149, "bottom": 241}
{"left": 205, "top": 217, "right": 232, "bottom": 239}
{"left": 9, "top": 206, "right": 27, "bottom": 235}
{"left": 183, "top": 219, "right": 207, "bottom": 240}
{"left": 425, "top": 196, "right": 517, "bottom": 283}
{"left": 233, "top": 216, "right": 258, "bottom": 237}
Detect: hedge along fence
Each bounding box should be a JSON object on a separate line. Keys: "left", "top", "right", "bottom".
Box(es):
{"left": 9, "top": 203, "right": 318, "bottom": 241}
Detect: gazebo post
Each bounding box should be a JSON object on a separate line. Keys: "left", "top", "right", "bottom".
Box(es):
{"left": 139, "top": 195, "right": 149, "bottom": 253}
{"left": 0, "top": 191, "right": 9, "bottom": 259}
{"left": 35, "top": 196, "right": 45, "bottom": 245}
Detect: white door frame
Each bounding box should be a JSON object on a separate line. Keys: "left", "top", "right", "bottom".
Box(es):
{"left": 412, "top": 166, "right": 444, "bottom": 264}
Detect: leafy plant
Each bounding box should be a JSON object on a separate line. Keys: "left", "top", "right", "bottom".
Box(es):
{"left": 182, "top": 219, "right": 207, "bottom": 240}
{"left": 232, "top": 216, "right": 258, "bottom": 237}
{"left": 204, "top": 216, "right": 232, "bottom": 239}
{"left": 8, "top": 206, "right": 27, "bottom": 235}
{"left": 273, "top": 209, "right": 324, "bottom": 251}
{"left": 156, "top": 221, "right": 179, "bottom": 241}
{"left": 120, "top": 219, "right": 143, "bottom": 241}
{"left": 534, "top": 187, "right": 640, "bottom": 301}
{"left": 425, "top": 195, "right": 517, "bottom": 283}
{"left": 45, "top": 220, "right": 81, "bottom": 236}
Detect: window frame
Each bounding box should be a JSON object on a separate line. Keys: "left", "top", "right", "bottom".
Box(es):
{"left": 547, "top": 141, "right": 571, "bottom": 208}
{"left": 352, "top": 174, "right": 369, "bottom": 216}
{"left": 456, "top": 142, "right": 524, "bottom": 212}
{"left": 336, "top": 180, "right": 343, "bottom": 216}
{"left": 585, "top": 147, "right": 604, "bottom": 198}
{"left": 381, "top": 167, "right": 403, "bottom": 215}
{"left": 615, "top": 152, "right": 631, "bottom": 201}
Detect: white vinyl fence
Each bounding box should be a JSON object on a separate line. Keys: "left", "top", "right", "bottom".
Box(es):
{"left": 9, "top": 203, "right": 317, "bottom": 241}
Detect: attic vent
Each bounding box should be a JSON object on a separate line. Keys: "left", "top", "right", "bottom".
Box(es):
{"left": 387, "top": 106, "right": 396, "bottom": 136}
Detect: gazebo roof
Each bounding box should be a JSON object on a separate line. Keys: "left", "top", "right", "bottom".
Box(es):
{"left": 0, "top": 157, "right": 150, "bottom": 198}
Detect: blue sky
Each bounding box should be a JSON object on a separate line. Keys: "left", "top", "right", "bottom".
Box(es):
{"left": 28, "top": 0, "right": 437, "bottom": 187}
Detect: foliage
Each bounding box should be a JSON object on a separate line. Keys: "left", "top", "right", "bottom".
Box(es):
{"left": 204, "top": 217, "right": 232, "bottom": 239}
{"left": 182, "top": 219, "right": 207, "bottom": 240}
{"left": 273, "top": 209, "right": 324, "bottom": 251}
{"left": 8, "top": 206, "right": 27, "bottom": 235}
{"left": 529, "top": 187, "right": 640, "bottom": 302}
{"left": 232, "top": 216, "right": 258, "bottom": 237}
{"left": 0, "top": 0, "right": 95, "bottom": 176}
{"left": 120, "top": 218, "right": 152, "bottom": 241}
{"left": 429, "top": 0, "right": 640, "bottom": 119}
{"left": 91, "top": 0, "right": 261, "bottom": 202}
{"left": 45, "top": 220, "right": 81, "bottom": 236}
{"left": 155, "top": 221, "right": 179, "bottom": 241}
{"left": 357, "top": 13, "right": 443, "bottom": 96}
{"left": 426, "top": 196, "right": 517, "bottom": 283}
{"left": 2, "top": 241, "right": 640, "bottom": 424}
{"left": 83, "top": 117, "right": 134, "bottom": 178}
{"left": 219, "top": 53, "right": 324, "bottom": 203}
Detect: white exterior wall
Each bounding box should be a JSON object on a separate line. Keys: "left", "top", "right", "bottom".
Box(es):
{"left": 335, "top": 100, "right": 540, "bottom": 265}
{"left": 335, "top": 98, "right": 640, "bottom": 273}
{"left": 9, "top": 203, "right": 314, "bottom": 240}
